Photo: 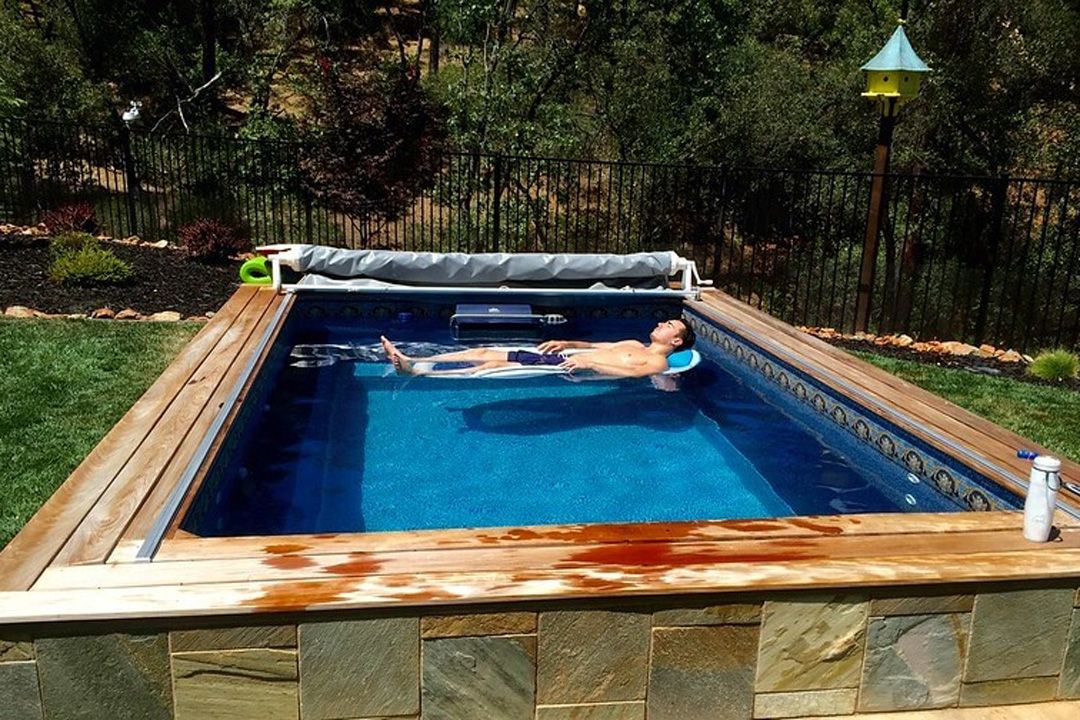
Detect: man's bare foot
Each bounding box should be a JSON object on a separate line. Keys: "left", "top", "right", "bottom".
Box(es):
{"left": 380, "top": 336, "right": 416, "bottom": 375}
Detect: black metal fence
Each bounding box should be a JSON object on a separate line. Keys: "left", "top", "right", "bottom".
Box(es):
{"left": 1, "top": 116, "right": 1078, "bottom": 352}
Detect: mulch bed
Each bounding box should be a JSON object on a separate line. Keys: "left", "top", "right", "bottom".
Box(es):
{"left": 826, "top": 337, "right": 1080, "bottom": 393}
{"left": 0, "top": 234, "right": 239, "bottom": 317}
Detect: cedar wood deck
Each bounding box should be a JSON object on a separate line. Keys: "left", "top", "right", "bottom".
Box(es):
{"left": 0, "top": 286, "right": 1078, "bottom": 624}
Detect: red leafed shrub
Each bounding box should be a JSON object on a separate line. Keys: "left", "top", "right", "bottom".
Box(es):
{"left": 177, "top": 218, "right": 250, "bottom": 263}
{"left": 42, "top": 203, "right": 98, "bottom": 234}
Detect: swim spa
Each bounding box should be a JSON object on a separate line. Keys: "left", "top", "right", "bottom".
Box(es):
{"left": 177, "top": 292, "right": 1021, "bottom": 540}
{"left": 1, "top": 250, "right": 1078, "bottom": 720}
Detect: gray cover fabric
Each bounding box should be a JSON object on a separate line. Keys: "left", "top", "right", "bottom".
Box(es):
{"left": 280, "top": 246, "right": 677, "bottom": 287}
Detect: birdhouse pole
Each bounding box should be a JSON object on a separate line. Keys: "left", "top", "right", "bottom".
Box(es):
{"left": 854, "top": 102, "right": 898, "bottom": 333}
{"left": 853, "top": 10, "right": 930, "bottom": 333}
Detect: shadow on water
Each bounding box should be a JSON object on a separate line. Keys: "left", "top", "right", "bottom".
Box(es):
{"left": 448, "top": 387, "right": 699, "bottom": 436}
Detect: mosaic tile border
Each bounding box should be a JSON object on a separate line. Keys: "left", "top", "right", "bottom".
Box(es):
{"left": 684, "top": 311, "right": 1019, "bottom": 513}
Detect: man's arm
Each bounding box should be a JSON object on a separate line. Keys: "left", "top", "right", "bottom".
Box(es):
{"left": 537, "top": 339, "right": 636, "bottom": 352}
{"left": 561, "top": 354, "right": 666, "bottom": 378}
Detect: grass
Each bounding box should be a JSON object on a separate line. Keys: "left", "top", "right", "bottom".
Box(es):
{"left": 854, "top": 351, "right": 1080, "bottom": 463}
{"left": 0, "top": 319, "right": 200, "bottom": 549}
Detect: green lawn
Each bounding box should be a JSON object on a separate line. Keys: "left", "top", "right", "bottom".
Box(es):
{"left": 0, "top": 319, "right": 200, "bottom": 549}
{"left": 854, "top": 352, "right": 1080, "bottom": 463}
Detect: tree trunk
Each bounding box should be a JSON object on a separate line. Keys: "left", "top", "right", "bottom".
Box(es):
{"left": 199, "top": 0, "right": 217, "bottom": 84}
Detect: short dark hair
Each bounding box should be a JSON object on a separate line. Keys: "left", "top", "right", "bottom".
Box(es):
{"left": 675, "top": 319, "right": 695, "bottom": 350}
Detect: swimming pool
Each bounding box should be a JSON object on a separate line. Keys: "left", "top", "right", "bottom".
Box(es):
{"left": 179, "top": 292, "right": 1020, "bottom": 537}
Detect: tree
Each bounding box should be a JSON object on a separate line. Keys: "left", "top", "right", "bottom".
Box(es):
{"left": 298, "top": 52, "right": 446, "bottom": 245}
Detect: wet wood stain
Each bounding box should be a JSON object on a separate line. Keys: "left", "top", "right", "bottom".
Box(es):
{"left": 242, "top": 580, "right": 351, "bottom": 612}
{"left": 788, "top": 518, "right": 844, "bottom": 535}
{"left": 324, "top": 552, "right": 381, "bottom": 576}
{"left": 558, "top": 541, "right": 818, "bottom": 572}
{"left": 264, "top": 554, "right": 316, "bottom": 571}
{"left": 264, "top": 543, "right": 310, "bottom": 555}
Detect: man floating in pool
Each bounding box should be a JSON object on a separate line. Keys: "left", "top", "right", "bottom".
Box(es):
{"left": 379, "top": 318, "right": 695, "bottom": 378}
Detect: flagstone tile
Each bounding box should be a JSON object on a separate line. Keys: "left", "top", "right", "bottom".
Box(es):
{"left": 537, "top": 610, "right": 650, "bottom": 704}
{"left": 858, "top": 613, "right": 968, "bottom": 711}
{"left": 755, "top": 596, "right": 868, "bottom": 692}
{"left": 172, "top": 648, "right": 297, "bottom": 720}
{"left": 648, "top": 626, "right": 758, "bottom": 720}
{"left": 422, "top": 635, "right": 535, "bottom": 720}
{"left": 964, "top": 588, "right": 1072, "bottom": 682}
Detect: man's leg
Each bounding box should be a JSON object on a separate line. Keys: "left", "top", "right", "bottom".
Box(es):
{"left": 411, "top": 360, "right": 516, "bottom": 377}
{"left": 380, "top": 336, "right": 510, "bottom": 375}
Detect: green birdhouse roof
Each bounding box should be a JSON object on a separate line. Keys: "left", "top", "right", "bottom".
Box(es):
{"left": 861, "top": 25, "right": 930, "bottom": 73}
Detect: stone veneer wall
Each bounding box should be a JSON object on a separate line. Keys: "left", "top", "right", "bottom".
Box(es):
{"left": 2, "top": 582, "right": 1079, "bottom": 720}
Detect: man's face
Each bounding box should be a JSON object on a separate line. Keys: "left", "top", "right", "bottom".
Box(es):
{"left": 651, "top": 319, "right": 685, "bottom": 348}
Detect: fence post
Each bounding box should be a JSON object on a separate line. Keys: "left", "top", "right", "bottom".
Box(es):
{"left": 17, "top": 121, "right": 35, "bottom": 223}
{"left": 491, "top": 153, "right": 503, "bottom": 252}
{"left": 118, "top": 124, "right": 140, "bottom": 236}
{"left": 303, "top": 190, "right": 314, "bottom": 244}
{"left": 973, "top": 175, "right": 1009, "bottom": 345}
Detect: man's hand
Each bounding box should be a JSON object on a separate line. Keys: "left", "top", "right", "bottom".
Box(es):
{"left": 538, "top": 339, "right": 578, "bottom": 353}
{"left": 559, "top": 355, "right": 591, "bottom": 373}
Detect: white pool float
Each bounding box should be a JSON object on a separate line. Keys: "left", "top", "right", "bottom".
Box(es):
{"left": 413, "top": 347, "right": 701, "bottom": 379}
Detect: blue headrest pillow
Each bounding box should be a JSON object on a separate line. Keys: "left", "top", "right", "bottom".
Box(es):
{"left": 668, "top": 349, "right": 694, "bottom": 369}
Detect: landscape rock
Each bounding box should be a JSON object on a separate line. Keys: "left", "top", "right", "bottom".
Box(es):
{"left": 999, "top": 350, "right": 1023, "bottom": 363}
{"left": 4, "top": 305, "right": 36, "bottom": 318}
{"left": 122, "top": 235, "right": 142, "bottom": 244}
{"left": 147, "top": 239, "right": 169, "bottom": 249}
{"left": 66, "top": 313, "right": 86, "bottom": 319}
{"left": 1022, "top": 354, "right": 1034, "bottom": 364}
{"left": 115, "top": 308, "right": 141, "bottom": 320}
{"left": 894, "top": 334, "right": 914, "bottom": 347}
{"left": 147, "top": 310, "right": 181, "bottom": 322}
{"left": 90, "top": 307, "right": 116, "bottom": 319}
{"left": 940, "top": 341, "right": 978, "bottom": 356}
{"left": 184, "top": 315, "right": 209, "bottom": 323}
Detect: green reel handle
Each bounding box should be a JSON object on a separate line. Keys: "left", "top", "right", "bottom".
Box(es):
{"left": 239, "top": 256, "right": 272, "bottom": 285}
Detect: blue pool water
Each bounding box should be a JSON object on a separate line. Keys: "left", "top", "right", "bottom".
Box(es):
{"left": 182, "top": 295, "right": 1013, "bottom": 536}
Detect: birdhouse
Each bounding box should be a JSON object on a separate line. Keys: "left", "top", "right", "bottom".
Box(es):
{"left": 861, "top": 24, "right": 930, "bottom": 115}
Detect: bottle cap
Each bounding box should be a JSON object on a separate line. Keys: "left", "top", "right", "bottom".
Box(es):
{"left": 1034, "top": 456, "right": 1062, "bottom": 473}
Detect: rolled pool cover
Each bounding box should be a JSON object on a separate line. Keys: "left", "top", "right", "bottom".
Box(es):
{"left": 275, "top": 246, "right": 680, "bottom": 288}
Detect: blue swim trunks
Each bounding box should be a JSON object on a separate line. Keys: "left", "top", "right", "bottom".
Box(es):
{"left": 506, "top": 350, "right": 566, "bottom": 366}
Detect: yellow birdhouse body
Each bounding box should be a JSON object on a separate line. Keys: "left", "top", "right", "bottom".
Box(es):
{"left": 861, "top": 25, "right": 930, "bottom": 115}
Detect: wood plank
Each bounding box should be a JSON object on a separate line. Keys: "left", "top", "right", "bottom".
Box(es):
{"left": 689, "top": 293, "right": 1076, "bottom": 505}
{"left": 33, "top": 528, "right": 1080, "bottom": 591}
{"left": 124, "top": 292, "right": 293, "bottom": 543}
{"left": 150, "top": 511, "right": 1048, "bottom": 562}
{"left": 161, "top": 291, "right": 294, "bottom": 539}
{"left": 6, "top": 546, "right": 1080, "bottom": 623}
{"left": 696, "top": 291, "right": 1080, "bottom": 486}
{"left": 693, "top": 293, "right": 1029, "bottom": 466}
{"left": 54, "top": 289, "right": 282, "bottom": 565}
{"left": 698, "top": 291, "right": 1057, "bottom": 458}
{"left": 0, "top": 287, "right": 258, "bottom": 591}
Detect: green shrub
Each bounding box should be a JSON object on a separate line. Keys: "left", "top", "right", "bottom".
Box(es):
{"left": 49, "top": 246, "right": 134, "bottom": 285}
{"left": 1028, "top": 349, "right": 1080, "bottom": 382}
{"left": 49, "top": 231, "right": 97, "bottom": 256}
